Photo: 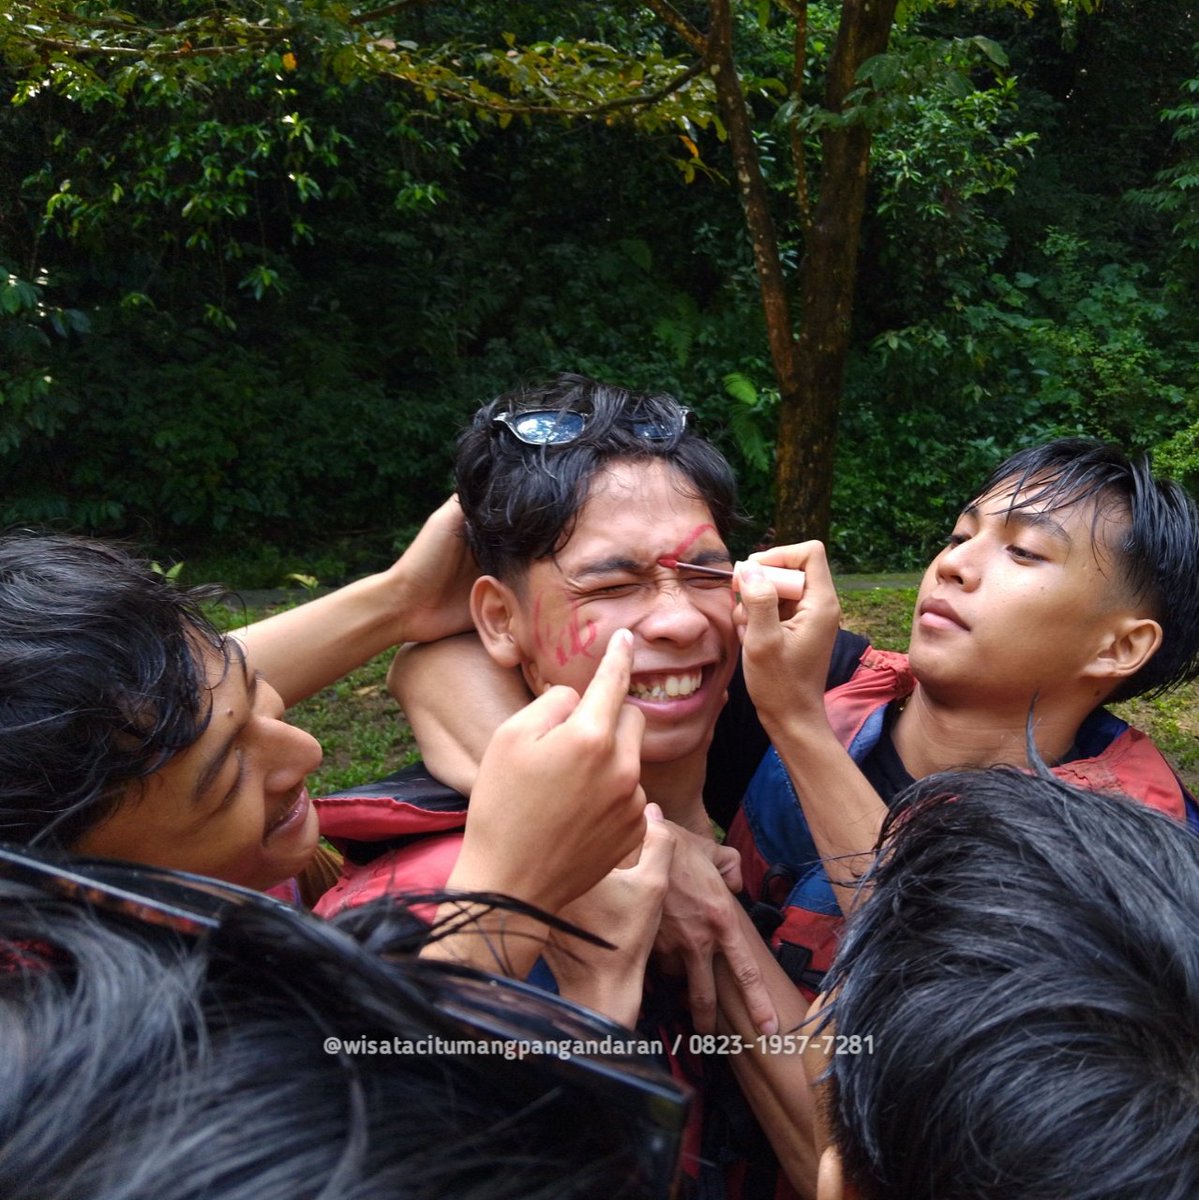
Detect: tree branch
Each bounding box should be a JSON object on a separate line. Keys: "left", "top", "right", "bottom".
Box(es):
{"left": 643, "top": 0, "right": 708, "bottom": 57}
{"left": 382, "top": 57, "right": 707, "bottom": 118}
{"left": 350, "top": 0, "right": 433, "bottom": 27}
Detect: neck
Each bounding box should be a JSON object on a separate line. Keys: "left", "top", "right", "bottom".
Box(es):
{"left": 892, "top": 685, "right": 1097, "bottom": 779}
{"left": 640, "top": 748, "right": 712, "bottom": 838}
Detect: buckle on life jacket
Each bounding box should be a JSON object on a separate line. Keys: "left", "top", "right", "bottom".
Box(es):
{"left": 743, "top": 863, "right": 828, "bottom": 993}
{"left": 776, "top": 941, "right": 826, "bottom": 994}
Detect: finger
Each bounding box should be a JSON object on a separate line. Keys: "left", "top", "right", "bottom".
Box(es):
{"left": 505, "top": 683, "right": 582, "bottom": 739}
{"left": 685, "top": 952, "right": 719, "bottom": 1034}
{"left": 758, "top": 539, "right": 837, "bottom": 598}
{"left": 719, "top": 935, "right": 778, "bottom": 1035}
{"left": 612, "top": 692, "right": 647, "bottom": 756}
{"left": 711, "top": 843, "right": 743, "bottom": 894}
{"left": 734, "top": 562, "right": 786, "bottom": 642}
{"left": 746, "top": 539, "right": 822, "bottom": 572}
{"left": 569, "top": 627, "right": 636, "bottom": 727}
{"left": 634, "top": 806, "right": 676, "bottom": 884}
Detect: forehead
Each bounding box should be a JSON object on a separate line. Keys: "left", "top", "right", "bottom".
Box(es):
{"left": 559, "top": 459, "right": 722, "bottom": 556}
{"left": 975, "top": 473, "right": 1129, "bottom": 546}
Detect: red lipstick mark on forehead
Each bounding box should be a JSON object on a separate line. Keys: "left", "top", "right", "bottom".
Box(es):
{"left": 666, "top": 523, "right": 717, "bottom": 563}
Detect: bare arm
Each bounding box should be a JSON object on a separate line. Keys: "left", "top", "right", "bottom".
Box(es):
{"left": 734, "top": 544, "right": 887, "bottom": 908}
{"left": 714, "top": 905, "right": 822, "bottom": 1198}
{"left": 387, "top": 633, "right": 530, "bottom": 795}
{"left": 235, "top": 496, "right": 478, "bottom": 708}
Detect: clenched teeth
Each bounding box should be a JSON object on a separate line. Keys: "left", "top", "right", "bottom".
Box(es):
{"left": 628, "top": 670, "right": 702, "bottom": 702}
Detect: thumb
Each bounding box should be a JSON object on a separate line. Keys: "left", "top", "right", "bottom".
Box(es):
{"left": 636, "top": 803, "right": 676, "bottom": 881}
{"left": 734, "top": 561, "right": 784, "bottom": 641}
{"left": 711, "top": 842, "right": 744, "bottom": 894}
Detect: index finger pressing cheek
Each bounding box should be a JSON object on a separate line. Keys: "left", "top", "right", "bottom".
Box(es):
{"left": 573, "top": 627, "right": 635, "bottom": 722}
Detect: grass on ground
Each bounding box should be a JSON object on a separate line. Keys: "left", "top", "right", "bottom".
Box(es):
{"left": 217, "top": 584, "right": 1199, "bottom": 798}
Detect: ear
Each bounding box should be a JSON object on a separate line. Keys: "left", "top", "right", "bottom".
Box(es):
{"left": 1083, "top": 615, "right": 1163, "bottom": 688}
{"left": 470, "top": 576, "right": 527, "bottom": 670}
{"left": 816, "top": 1145, "right": 857, "bottom": 1200}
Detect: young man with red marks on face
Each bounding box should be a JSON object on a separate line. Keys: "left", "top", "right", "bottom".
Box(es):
{"left": 316, "top": 374, "right": 795, "bottom": 1200}
{"left": 318, "top": 375, "right": 747, "bottom": 933}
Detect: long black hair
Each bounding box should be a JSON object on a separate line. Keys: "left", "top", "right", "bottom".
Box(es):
{"left": 0, "top": 864, "right": 687, "bottom": 1200}
{"left": 0, "top": 533, "right": 232, "bottom": 847}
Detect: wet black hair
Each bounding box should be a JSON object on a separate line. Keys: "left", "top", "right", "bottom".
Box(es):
{"left": 977, "top": 437, "right": 1199, "bottom": 699}
{"left": 819, "top": 765, "right": 1199, "bottom": 1200}
{"left": 0, "top": 865, "right": 687, "bottom": 1200}
{"left": 0, "top": 533, "right": 231, "bottom": 847}
{"left": 455, "top": 373, "right": 739, "bottom": 581}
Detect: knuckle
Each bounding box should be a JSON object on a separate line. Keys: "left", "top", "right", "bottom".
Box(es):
{"left": 731, "top": 960, "right": 762, "bottom": 989}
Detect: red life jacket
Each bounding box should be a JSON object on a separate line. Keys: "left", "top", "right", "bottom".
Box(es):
{"left": 726, "top": 645, "right": 1197, "bottom": 1000}
{"left": 312, "top": 763, "right": 468, "bottom": 920}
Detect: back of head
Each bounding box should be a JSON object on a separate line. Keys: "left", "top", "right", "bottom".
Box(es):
{"left": 819, "top": 766, "right": 1199, "bottom": 1200}
{"left": 978, "top": 437, "right": 1199, "bottom": 699}
{"left": 456, "top": 373, "right": 739, "bottom": 580}
{"left": 0, "top": 863, "right": 687, "bottom": 1200}
{"left": 0, "top": 534, "right": 228, "bottom": 848}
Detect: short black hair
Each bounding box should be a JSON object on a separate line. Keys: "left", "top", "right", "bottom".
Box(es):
{"left": 819, "top": 765, "right": 1199, "bottom": 1200}
{"left": 0, "top": 868, "right": 687, "bottom": 1200}
{"left": 977, "top": 437, "right": 1199, "bottom": 699}
{"left": 0, "top": 533, "right": 230, "bottom": 847}
{"left": 456, "top": 373, "right": 739, "bottom": 580}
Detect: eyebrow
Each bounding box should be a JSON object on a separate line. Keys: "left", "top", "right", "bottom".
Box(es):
{"left": 569, "top": 555, "right": 648, "bottom": 582}
{"left": 964, "top": 502, "right": 1074, "bottom": 546}
{"left": 570, "top": 546, "right": 733, "bottom": 582}
{"left": 190, "top": 659, "right": 259, "bottom": 807}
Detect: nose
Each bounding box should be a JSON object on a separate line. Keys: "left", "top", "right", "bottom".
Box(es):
{"left": 636, "top": 580, "right": 712, "bottom": 645}
{"left": 263, "top": 717, "right": 324, "bottom": 791}
{"left": 933, "top": 538, "right": 979, "bottom": 590}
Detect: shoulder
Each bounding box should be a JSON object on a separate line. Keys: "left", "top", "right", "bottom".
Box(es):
{"left": 1056, "top": 710, "right": 1194, "bottom": 824}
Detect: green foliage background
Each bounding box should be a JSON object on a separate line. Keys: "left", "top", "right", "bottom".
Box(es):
{"left": 1, "top": 0, "right": 1197, "bottom": 581}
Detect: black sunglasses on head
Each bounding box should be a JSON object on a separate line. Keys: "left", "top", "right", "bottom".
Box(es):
{"left": 493, "top": 403, "right": 691, "bottom": 446}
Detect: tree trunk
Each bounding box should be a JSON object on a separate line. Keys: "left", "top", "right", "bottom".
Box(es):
{"left": 703, "top": 0, "right": 800, "bottom": 405}
{"left": 772, "top": 0, "right": 899, "bottom": 544}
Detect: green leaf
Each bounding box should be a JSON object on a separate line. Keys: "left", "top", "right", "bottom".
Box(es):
{"left": 723, "top": 371, "right": 759, "bottom": 406}
{"left": 970, "top": 37, "right": 1009, "bottom": 69}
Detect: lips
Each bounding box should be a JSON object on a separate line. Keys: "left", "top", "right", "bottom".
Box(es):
{"left": 918, "top": 596, "right": 969, "bottom": 631}
{"left": 264, "top": 787, "right": 310, "bottom": 841}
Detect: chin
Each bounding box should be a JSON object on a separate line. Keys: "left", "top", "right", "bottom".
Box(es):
{"left": 639, "top": 730, "right": 709, "bottom": 765}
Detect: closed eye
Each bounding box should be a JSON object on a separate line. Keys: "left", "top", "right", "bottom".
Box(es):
{"left": 584, "top": 581, "right": 641, "bottom": 598}
{"left": 1008, "top": 544, "right": 1045, "bottom": 562}
{"left": 216, "top": 749, "right": 246, "bottom": 811}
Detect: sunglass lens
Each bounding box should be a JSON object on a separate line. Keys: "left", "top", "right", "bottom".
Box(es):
{"left": 511, "top": 411, "right": 586, "bottom": 444}
{"left": 631, "top": 407, "right": 689, "bottom": 440}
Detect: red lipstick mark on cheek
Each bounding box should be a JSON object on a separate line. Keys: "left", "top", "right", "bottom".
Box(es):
{"left": 667, "top": 523, "right": 717, "bottom": 563}
{"left": 552, "top": 609, "right": 597, "bottom": 666}
{"left": 539, "top": 595, "right": 598, "bottom": 667}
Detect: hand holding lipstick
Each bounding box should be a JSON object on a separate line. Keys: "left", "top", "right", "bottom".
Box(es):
{"left": 733, "top": 541, "right": 844, "bottom": 735}
{"left": 658, "top": 557, "right": 807, "bottom": 601}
